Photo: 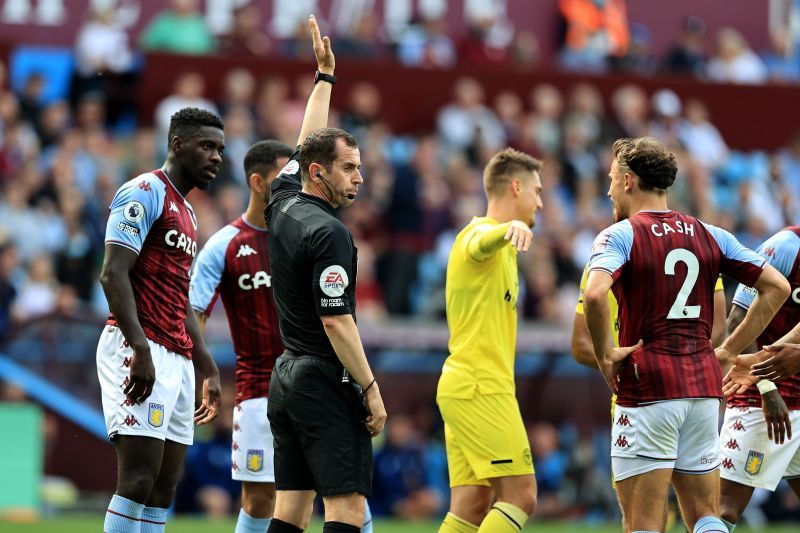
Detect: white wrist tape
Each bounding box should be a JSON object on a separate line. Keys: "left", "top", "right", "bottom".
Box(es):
{"left": 757, "top": 380, "right": 777, "bottom": 394}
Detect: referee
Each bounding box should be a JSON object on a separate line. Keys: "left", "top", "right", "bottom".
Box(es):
{"left": 264, "top": 16, "right": 387, "bottom": 533}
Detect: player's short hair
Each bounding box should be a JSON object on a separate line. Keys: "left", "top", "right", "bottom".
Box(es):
{"left": 299, "top": 128, "right": 358, "bottom": 182}
{"left": 483, "top": 148, "right": 543, "bottom": 198}
{"left": 612, "top": 137, "right": 677, "bottom": 192}
{"left": 167, "top": 107, "right": 224, "bottom": 142}
{"left": 243, "top": 140, "right": 293, "bottom": 179}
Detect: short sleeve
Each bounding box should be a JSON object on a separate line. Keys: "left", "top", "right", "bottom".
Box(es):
{"left": 732, "top": 229, "right": 800, "bottom": 310}
{"left": 105, "top": 175, "right": 165, "bottom": 254}
{"left": 190, "top": 225, "right": 238, "bottom": 316}
{"left": 309, "top": 222, "right": 355, "bottom": 316}
{"left": 270, "top": 148, "right": 302, "bottom": 199}
{"left": 587, "top": 221, "right": 634, "bottom": 278}
{"left": 702, "top": 222, "right": 766, "bottom": 287}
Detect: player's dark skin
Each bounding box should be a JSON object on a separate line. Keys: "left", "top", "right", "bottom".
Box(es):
{"left": 99, "top": 126, "right": 225, "bottom": 505}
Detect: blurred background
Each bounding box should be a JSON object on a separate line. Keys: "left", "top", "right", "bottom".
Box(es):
{"left": 0, "top": 0, "right": 799, "bottom": 529}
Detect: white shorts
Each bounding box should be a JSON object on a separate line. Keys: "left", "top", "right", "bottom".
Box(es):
{"left": 96, "top": 325, "right": 195, "bottom": 445}
{"left": 719, "top": 406, "right": 800, "bottom": 490}
{"left": 231, "top": 397, "right": 275, "bottom": 482}
{"left": 611, "top": 398, "right": 721, "bottom": 482}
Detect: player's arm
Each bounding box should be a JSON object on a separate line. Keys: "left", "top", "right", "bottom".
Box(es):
{"left": 296, "top": 15, "right": 335, "bottom": 148}
{"left": 100, "top": 245, "right": 155, "bottom": 404}
{"left": 466, "top": 220, "right": 532, "bottom": 261}
{"left": 571, "top": 266, "right": 598, "bottom": 368}
{"left": 184, "top": 299, "right": 221, "bottom": 426}
{"left": 194, "top": 312, "right": 207, "bottom": 335}
{"left": 711, "top": 280, "right": 727, "bottom": 348}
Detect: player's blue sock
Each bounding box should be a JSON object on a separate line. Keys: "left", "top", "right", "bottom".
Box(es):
{"left": 361, "top": 501, "right": 373, "bottom": 533}
{"left": 236, "top": 508, "right": 271, "bottom": 533}
{"left": 104, "top": 494, "right": 144, "bottom": 533}
{"left": 140, "top": 506, "right": 168, "bottom": 533}
{"left": 693, "top": 516, "right": 729, "bottom": 532}
{"left": 721, "top": 518, "right": 736, "bottom": 532}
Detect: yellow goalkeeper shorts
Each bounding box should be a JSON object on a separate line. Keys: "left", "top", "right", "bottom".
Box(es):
{"left": 438, "top": 392, "right": 534, "bottom": 487}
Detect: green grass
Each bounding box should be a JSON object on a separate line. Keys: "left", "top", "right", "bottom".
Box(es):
{"left": 0, "top": 517, "right": 798, "bottom": 532}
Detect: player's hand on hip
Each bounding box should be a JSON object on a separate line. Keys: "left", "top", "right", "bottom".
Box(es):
{"left": 751, "top": 343, "right": 800, "bottom": 381}
{"left": 722, "top": 352, "right": 761, "bottom": 397}
{"left": 124, "top": 346, "right": 155, "bottom": 404}
{"left": 308, "top": 15, "right": 335, "bottom": 74}
{"left": 364, "top": 384, "right": 387, "bottom": 438}
{"left": 194, "top": 370, "right": 221, "bottom": 426}
{"left": 761, "top": 389, "right": 792, "bottom": 444}
{"left": 609, "top": 339, "right": 643, "bottom": 364}
{"left": 504, "top": 220, "right": 533, "bottom": 253}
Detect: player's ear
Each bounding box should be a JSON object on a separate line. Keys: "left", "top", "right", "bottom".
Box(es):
{"left": 248, "top": 172, "right": 263, "bottom": 192}
{"left": 170, "top": 135, "right": 182, "bottom": 155}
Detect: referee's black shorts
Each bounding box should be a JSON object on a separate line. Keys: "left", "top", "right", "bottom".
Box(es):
{"left": 268, "top": 353, "right": 372, "bottom": 496}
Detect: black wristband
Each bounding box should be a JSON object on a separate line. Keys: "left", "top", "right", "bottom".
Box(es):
{"left": 362, "top": 379, "right": 376, "bottom": 393}
{"left": 314, "top": 70, "right": 337, "bottom": 85}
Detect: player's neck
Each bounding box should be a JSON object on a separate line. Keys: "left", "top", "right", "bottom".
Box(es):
{"left": 244, "top": 197, "right": 267, "bottom": 229}
{"left": 485, "top": 202, "right": 514, "bottom": 224}
{"left": 630, "top": 193, "right": 669, "bottom": 217}
{"left": 161, "top": 160, "right": 192, "bottom": 197}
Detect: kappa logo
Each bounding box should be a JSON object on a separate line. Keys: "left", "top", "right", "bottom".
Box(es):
{"left": 233, "top": 423, "right": 240, "bottom": 432}
{"left": 139, "top": 181, "right": 151, "bottom": 192}
{"left": 745, "top": 450, "right": 765, "bottom": 475}
{"left": 616, "top": 414, "right": 631, "bottom": 426}
{"left": 236, "top": 244, "right": 258, "bottom": 258}
{"left": 232, "top": 460, "right": 239, "bottom": 472}
{"left": 247, "top": 449, "right": 264, "bottom": 472}
{"left": 722, "top": 458, "right": 735, "bottom": 470}
{"left": 614, "top": 435, "right": 631, "bottom": 448}
{"left": 729, "top": 419, "right": 746, "bottom": 432}
{"left": 763, "top": 246, "right": 776, "bottom": 259}
{"left": 320, "top": 265, "right": 349, "bottom": 297}
{"left": 232, "top": 441, "right": 240, "bottom": 451}
{"left": 170, "top": 201, "right": 179, "bottom": 213}
{"left": 122, "top": 357, "right": 131, "bottom": 368}
{"left": 120, "top": 398, "right": 136, "bottom": 407}
{"left": 725, "top": 438, "right": 741, "bottom": 450}
{"left": 148, "top": 403, "right": 164, "bottom": 428}
{"left": 124, "top": 415, "right": 139, "bottom": 427}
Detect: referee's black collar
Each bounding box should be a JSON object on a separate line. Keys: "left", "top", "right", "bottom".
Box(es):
{"left": 298, "top": 191, "right": 336, "bottom": 215}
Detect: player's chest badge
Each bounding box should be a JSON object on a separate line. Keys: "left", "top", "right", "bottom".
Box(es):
{"left": 246, "top": 449, "right": 264, "bottom": 472}
{"left": 148, "top": 403, "right": 165, "bottom": 428}
{"left": 744, "top": 450, "right": 764, "bottom": 475}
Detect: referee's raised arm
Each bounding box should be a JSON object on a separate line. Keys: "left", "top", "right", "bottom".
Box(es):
{"left": 296, "top": 14, "right": 335, "bottom": 147}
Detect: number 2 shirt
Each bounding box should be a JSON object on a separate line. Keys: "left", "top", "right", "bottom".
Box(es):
{"left": 588, "top": 210, "right": 765, "bottom": 406}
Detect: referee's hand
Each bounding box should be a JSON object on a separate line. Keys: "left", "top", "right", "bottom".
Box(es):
{"left": 364, "top": 384, "right": 387, "bottom": 438}
{"left": 309, "top": 14, "right": 335, "bottom": 75}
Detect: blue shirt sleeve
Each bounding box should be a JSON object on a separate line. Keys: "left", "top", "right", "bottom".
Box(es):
{"left": 587, "top": 220, "right": 634, "bottom": 277}
{"left": 189, "top": 224, "right": 239, "bottom": 315}
{"left": 703, "top": 223, "right": 767, "bottom": 270}
{"left": 104, "top": 174, "right": 165, "bottom": 254}
{"left": 732, "top": 229, "right": 800, "bottom": 310}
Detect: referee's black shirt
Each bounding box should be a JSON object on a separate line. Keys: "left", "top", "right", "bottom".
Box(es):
{"left": 265, "top": 149, "right": 357, "bottom": 360}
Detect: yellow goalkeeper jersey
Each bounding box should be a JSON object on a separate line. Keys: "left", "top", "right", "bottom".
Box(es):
{"left": 438, "top": 217, "right": 519, "bottom": 399}
{"left": 576, "top": 264, "right": 620, "bottom": 346}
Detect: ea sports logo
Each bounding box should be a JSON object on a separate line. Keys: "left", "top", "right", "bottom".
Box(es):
{"left": 320, "top": 265, "right": 348, "bottom": 297}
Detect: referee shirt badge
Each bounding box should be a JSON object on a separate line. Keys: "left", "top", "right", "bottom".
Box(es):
{"left": 148, "top": 403, "right": 164, "bottom": 428}
{"left": 247, "top": 449, "right": 264, "bottom": 472}
{"left": 744, "top": 450, "right": 764, "bottom": 475}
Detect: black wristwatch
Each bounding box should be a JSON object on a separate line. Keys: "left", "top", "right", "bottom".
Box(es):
{"left": 314, "top": 70, "right": 337, "bottom": 85}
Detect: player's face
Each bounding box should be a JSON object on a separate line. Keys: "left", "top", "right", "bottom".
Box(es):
{"left": 516, "top": 171, "right": 544, "bottom": 227}
{"left": 328, "top": 141, "right": 363, "bottom": 208}
{"left": 608, "top": 159, "right": 628, "bottom": 222}
{"left": 179, "top": 126, "right": 225, "bottom": 191}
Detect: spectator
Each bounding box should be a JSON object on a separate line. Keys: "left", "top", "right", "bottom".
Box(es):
{"left": 707, "top": 28, "right": 768, "bottom": 84}
{"left": 336, "top": 11, "right": 385, "bottom": 59}
{"left": 437, "top": 77, "right": 505, "bottom": 160}
{"left": 526, "top": 84, "right": 565, "bottom": 156}
{"left": 456, "top": 6, "right": 514, "bottom": 65}
{"left": 762, "top": 27, "right": 800, "bottom": 83}
{"left": 529, "top": 422, "right": 570, "bottom": 517}
{"left": 558, "top": 0, "right": 630, "bottom": 73}
{"left": 12, "top": 253, "right": 59, "bottom": 321}
{"left": 0, "top": 240, "right": 18, "bottom": 341}
{"left": 139, "top": 0, "right": 215, "bottom": 55}
{"left": 218, "top": 3, "right": 271, "bottom": 57}
{"left": 609, "top": 83, "right": 649, "bottom": 139}
{"left": 153, "top": 71, "right": 218, "bottom": 146}
{"left": 217, "top": 68, "right": 256, "bottom": 117}
{"left": 74, "top": 6, "right": 134, "bottom": 78}
{"left": 662, "top": 16, "right": 708, "bottom": 76}
{"left": 371, "top": 414, "right": 442, "bottom": 519}
{"left": 647, "top": 88, "right": 682, "bottom": 147}
{"left": 613, "top": 22, "right": 657, "bottom": 75}
{"left": 340, "top": 81, "right": 382, "bottom": 146}
{"left": 395, "top": 14, "right": 457, "bottom": 69}
{"left": 678, "top": 98, "right": 728, "bottom": 172}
